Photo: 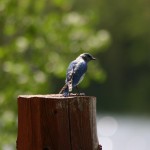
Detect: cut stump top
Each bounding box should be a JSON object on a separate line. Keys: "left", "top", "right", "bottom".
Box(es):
{"left": 18, "top": 93, "right": 96, "bottom": 99}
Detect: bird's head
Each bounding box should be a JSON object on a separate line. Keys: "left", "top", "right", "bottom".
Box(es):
{"left": 79, "top": 53, "right": 96, "bottom": 62}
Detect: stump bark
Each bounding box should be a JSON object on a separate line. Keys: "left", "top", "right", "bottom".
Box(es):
{"left": 17, "top": 94, "right": 102, "bottom": 150}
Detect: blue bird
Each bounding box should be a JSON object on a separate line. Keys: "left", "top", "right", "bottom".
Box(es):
{"left": 59, "top": 53, "right": 96, "bottom": 97}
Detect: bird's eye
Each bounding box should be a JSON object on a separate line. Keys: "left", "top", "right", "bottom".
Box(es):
{"left": 87, "top": 54, "right": 91, "bottom": 59}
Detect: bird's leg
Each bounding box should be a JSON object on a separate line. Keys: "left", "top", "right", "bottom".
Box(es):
{"left": 75, "top": 86, "right": 80, "bottom": 95}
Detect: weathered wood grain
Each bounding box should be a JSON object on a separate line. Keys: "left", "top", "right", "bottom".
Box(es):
{"left": 17, "top": 94, "right": 102, "bottom": 150}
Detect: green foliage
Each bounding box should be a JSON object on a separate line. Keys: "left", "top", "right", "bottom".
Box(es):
{"left": 94, "top": 0, "right": 150, "bottom": 114}
{"left": 1, "top": 0, "right": 150, "bottom": 148}
{"left": 0, "top": 0, "right": 110, "bottom": 148}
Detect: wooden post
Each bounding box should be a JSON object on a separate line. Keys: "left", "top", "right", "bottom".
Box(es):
{"left": 17, "top": 94, "right": 102, "bottom": 150}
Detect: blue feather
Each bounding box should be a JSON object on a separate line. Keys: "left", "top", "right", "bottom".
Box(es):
{"left": 59, "top": 53, "right": 95, "bottom": 97}
{"left": 64, "top": 59, "right": 87, "bottom": 96}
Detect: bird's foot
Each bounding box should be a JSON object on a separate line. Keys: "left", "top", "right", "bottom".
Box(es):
{"left": 76, "top": 93, "right": 85, "bottom": 96}
{"left": 62, "top": 93, "right": 85, "bottom": 97}
{"left": 63, "top": 92, "right": 69, "bottom": 97}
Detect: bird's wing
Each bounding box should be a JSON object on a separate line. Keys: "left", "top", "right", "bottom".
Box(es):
{"left": 73, "top": 60, "right": 87, "bottom": 85}
{"left": 66, "top": 61, "right": 77, "bottom": 92}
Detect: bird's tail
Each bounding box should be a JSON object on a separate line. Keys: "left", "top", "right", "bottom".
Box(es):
{"left": 59, "top": 84, "right": 69, "bottom": 96}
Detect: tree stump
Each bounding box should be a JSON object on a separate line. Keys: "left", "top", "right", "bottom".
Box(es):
{"left": 17, "top": 94, "right": 102, "bottom": 150}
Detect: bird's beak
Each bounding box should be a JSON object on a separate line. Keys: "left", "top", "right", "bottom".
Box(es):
{"left": 92, "top": 57, "right": 96, "bottom": 60}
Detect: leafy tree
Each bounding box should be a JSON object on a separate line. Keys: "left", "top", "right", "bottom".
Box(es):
{"left": 90, "top": 0, "right": 150, "bottom": 113}
{"left": 0, "top": 0, "right": 110, "bottom": 148}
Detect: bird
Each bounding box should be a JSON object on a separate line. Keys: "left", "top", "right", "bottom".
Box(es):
{"left": 59, "top": 53, "right": 96, "bottom": 97}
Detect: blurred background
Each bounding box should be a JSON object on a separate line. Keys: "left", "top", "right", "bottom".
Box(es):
{"left": 0, "top": 0, "right": 150, "bottom": 149}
